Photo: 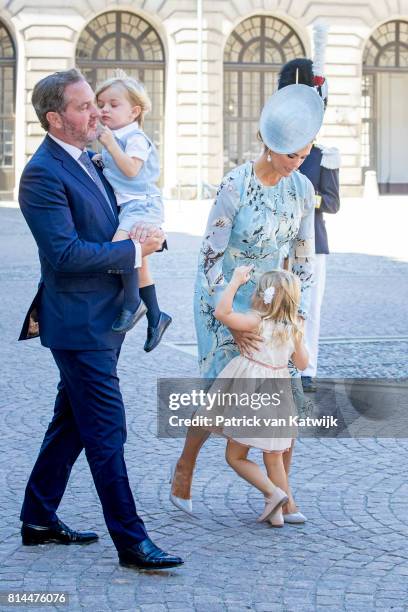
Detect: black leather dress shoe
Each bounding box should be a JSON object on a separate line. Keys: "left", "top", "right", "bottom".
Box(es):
{"left": 144, "top": 312, "right": 172, "bottom": 352}
{"left": 119, "top": 537, "right": 183, "bottom": 570}
{"left": 112, "top": 301, "right": 147, "bottom": 334}
{"left": 21, "top": 519, "right": 98, "bottom": 546}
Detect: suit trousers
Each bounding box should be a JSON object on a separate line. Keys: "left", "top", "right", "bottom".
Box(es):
{"left": 303, "top": 254, "right": 327, "bottom": 378}
{"left": 20, "top": 348, "right": 148, "bottom": 552}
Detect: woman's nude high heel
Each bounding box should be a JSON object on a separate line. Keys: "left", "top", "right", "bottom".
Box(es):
{"left": 169, "top": 463, "right": 194, "bottom": 516}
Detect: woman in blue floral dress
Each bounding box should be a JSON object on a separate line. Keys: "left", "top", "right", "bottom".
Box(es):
{"left": 195, "top": 159, "right": 315, "bottom": 378}
{"left": 170, "top": 84, "right": 324, "bottom": 519}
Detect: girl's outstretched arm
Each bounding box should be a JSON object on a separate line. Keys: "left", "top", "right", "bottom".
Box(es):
{"left": 214, "top": 266, "right": 260, "bottom": 332}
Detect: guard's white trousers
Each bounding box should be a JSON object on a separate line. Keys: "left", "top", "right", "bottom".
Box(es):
{"left": 303, "top": 254, "right": 326, "bottom": 378}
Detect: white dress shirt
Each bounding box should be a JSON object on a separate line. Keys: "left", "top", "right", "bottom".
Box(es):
{"left": 111, "top": 123, "right": 150, "bottom": 204}
{"left": 48, "top": 133, "right": 141, "bottom": 268}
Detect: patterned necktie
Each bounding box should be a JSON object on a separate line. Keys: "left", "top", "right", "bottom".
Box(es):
{"left": 78, "top": 151, "right": 115, "bottom": 218}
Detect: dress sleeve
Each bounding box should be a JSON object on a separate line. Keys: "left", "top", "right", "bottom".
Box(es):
{"left": 201, "top": 174, "right": 241, "bottom": 305}
{"left": 289, "top": 177, "right": 315, "bottom": 319}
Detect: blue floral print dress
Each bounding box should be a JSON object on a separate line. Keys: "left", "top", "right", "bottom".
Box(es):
{"left": 194, "top": 161, "right": 315, "bottom": 378}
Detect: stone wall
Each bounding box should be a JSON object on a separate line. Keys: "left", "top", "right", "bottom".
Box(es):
{"left": 1, "top": 0, "right": 407, "bottom": 198}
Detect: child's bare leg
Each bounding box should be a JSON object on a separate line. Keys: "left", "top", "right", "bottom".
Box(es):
{"left": 282, "top": 440, "right": 298, "bottom": 513}
{"left": 263, "top": 451, "right": 289, "bottom": 494}
{"left": 112, "top": 229, "right": 130, "bottom": 242}
{"left": 262, "top": 451, "right": 290, "bottom": 524}
{"left": 225, "top": 440, "right": 277, "bottom": 497}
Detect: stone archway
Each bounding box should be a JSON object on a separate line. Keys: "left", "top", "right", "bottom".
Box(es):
{"left": 223, "top": 15, "right": 306, "bottom": 172}
{"left": 76, "top": 11, "right": 165, "bottom": 159}
{"left": 362, "top": 20, "right": 408, "bottom": 193}
{"left": 0, "top": 21, "right": 16, "bottom": 199}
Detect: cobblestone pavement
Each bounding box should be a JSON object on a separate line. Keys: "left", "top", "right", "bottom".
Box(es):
{"left": 1, "top": 207, "right": 408, "bottom": 612}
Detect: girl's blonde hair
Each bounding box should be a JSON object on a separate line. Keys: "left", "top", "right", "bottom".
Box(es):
{"left": 95, "top": 70, "right": 152, "bottom": 128}
{"left": 252, "top": 269, "right": 303, "bottom": 344}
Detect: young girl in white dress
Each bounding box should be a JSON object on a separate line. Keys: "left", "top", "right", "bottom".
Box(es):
{"left": 213, "top": 266, "right": 309, "bottom": 527}
{"left": 95, "top": 73, "right": 171, "bottom": 351}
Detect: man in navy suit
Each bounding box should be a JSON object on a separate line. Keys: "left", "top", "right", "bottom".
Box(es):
{"left": 18, "top": 69, "right": 183, "bottom": 570}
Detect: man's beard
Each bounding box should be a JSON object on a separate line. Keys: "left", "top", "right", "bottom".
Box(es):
{"left": 60, "top": 116, "right": 96, "bottom": 146}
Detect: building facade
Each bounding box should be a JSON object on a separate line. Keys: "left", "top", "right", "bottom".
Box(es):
{"left": 1, "top": 0, "right": 407, "bottom": 200}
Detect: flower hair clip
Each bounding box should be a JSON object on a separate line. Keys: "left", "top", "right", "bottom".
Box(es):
{"left": 263, "top": 286, "right": 275, "bottom": 304}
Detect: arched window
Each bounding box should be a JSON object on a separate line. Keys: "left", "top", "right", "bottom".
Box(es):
{"left": 363, "top": 20, "right": 408, "bottom": 68}
{"left": 223, "top": 15, "right": 306, "bottom": 172}
{"left": 362, "top": 21, "right": 408, "bottom": 192}
{"left": 0, "top": 21, "right": 16, "bottom": 198}
{"left": 76, "top": 11, "right": 165, "bottom": 159}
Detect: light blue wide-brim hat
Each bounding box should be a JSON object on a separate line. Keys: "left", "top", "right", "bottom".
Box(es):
{"left": 259, "top": 84, "right": 325, "bottom": 154}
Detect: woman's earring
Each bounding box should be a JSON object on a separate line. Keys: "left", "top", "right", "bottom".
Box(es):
{"left": 267, "top": 151, "right": 272, "bottom": 162}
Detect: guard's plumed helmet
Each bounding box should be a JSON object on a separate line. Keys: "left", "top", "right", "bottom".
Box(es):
{"left": 277, "top": 22, "right": 329, "bottom": 110}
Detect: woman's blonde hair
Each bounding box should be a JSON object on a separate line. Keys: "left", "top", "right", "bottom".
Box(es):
{"left": 95, "top": 70, "right": 151, "bottom": 128}
{"left": 252, "top": 269, "right": 303, "bottom": 344}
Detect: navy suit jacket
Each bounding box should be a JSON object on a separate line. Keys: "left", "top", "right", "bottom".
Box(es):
{"left": 299, "top": 144, "right": 340, "bottom": 254}
{"left": 18, "top": 135, "right": 135, "bottom": 350}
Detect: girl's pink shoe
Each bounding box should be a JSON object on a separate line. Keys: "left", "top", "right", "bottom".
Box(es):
{"left": 257, "top": 488, "right": 289, "bottom": 523}
{"left": 268, "top": 508, "right": 284, "bottom": 528}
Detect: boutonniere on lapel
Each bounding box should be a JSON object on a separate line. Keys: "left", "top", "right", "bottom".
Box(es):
{"left": 91, "top": 153, "right": 105, "bottom": 169}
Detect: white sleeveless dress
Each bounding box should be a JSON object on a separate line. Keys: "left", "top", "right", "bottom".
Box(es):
{"left": 206, "top": 319, "right": 297, "bottom": 452}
